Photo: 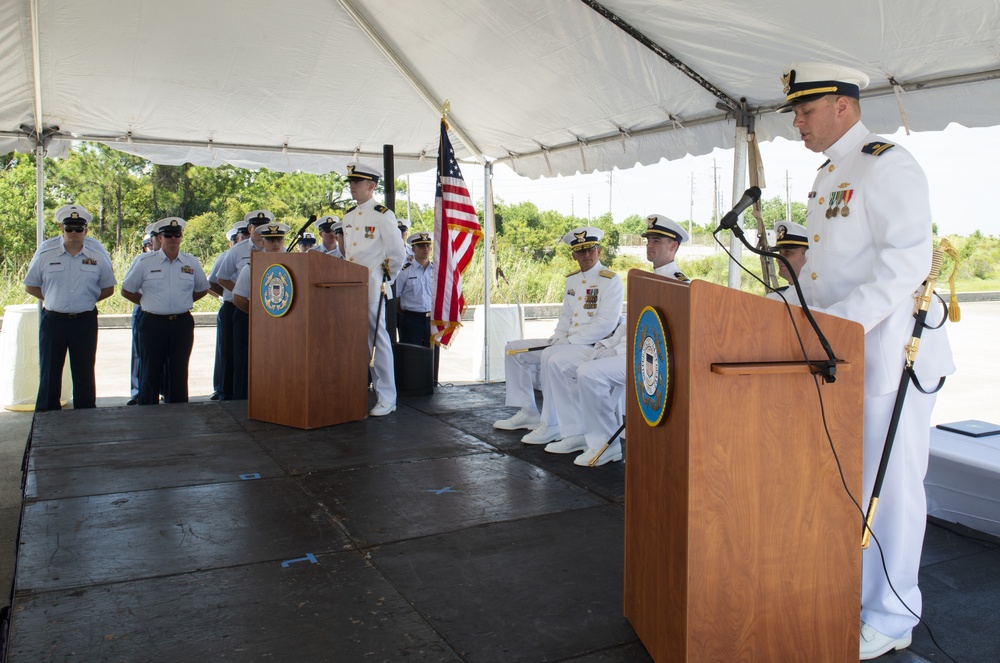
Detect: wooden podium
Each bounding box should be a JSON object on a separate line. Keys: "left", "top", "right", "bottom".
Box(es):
{"left": 624, "top": 272, "right": 865, "bottom": 662}
{"left": 248, "top": 251, "right": 369, "bottom": 429}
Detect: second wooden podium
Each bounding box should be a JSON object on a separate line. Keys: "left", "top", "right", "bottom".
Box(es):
{"left": 248, "top": 251, "right": 369, "bottom": 429}
{"left": 624, "top": 273, "right": 865, "bottom": 662}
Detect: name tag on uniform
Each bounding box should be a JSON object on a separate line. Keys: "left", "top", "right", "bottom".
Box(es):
{"left": 181, "top": 265, "right": 195, "bottom": 274}
{"left": 49, "top": 262, "right": 63, "bottom": 266}
{"left": 150, "top": 269, "right": 162, "bottom": 273}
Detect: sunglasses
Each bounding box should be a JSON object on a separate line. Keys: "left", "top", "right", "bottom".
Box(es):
{"left": 63, "top": 226, "right": 86, "bottom": 233}
{"left": 160, "top": 230, "right": 183, "bottom": 239}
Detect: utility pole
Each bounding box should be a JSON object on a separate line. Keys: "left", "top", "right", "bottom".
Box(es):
{"left": 608, "top": 170, "right": 613, "bottom": 222}
{"left": 588, "top": 194, "right": 591, "bottom": 222}
{"left": 689, "top": 172, "right": 694, "bottom": 237}
{"left": 712, "top": 160, "right": 720, "bottom": 228}
{"left": 407, "top": 174, "right": 412, "bottom": 223}
{"left": 785, "top": 170, "right": 792, "bottom": 223}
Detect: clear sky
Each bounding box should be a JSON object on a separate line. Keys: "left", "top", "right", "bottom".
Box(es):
{"left": 402, "top": 122, "right": 1000, "bottom": 238}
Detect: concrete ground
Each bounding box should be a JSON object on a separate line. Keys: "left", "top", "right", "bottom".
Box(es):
{"left": 0, "top": 302, "right": 997, "bottom": 611}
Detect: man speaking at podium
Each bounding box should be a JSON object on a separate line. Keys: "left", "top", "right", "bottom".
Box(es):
{"left": 780, "top": 62, "right": 955, "bottom": 659}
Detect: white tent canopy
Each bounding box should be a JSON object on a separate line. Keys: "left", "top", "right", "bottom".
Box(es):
{"left": 4, "top": 0, "right": 1000, "bottom": 178}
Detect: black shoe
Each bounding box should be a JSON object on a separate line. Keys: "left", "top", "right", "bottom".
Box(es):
{"left": 210, "top": 393, "right": 221, "bottom": 401}
{"left": 126, "top": 397, "right": 138, "bottom": 406}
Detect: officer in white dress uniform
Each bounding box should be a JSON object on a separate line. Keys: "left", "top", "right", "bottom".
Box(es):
{"left": 545, "top": 215, "right": 689, "bottom": 465}
{"left": 340, "top": 162, "right": 406, "bottom": 417}
{"left": 23, "top": 205, "right": 116, "bottom": 411}
{"left": 312, "top": 216, "right": 344, "bottom": 258}
{"left": 780, "top": 62, "right": 955, "bottom": 660}
{"left": 121, "top": 217, "right": 210, "bottom": 405}
{"left": 494, "top": 227, "right": 624, "bottom": 444}
{"left": 765, "top": 220, "right": 808, "bottom": 303}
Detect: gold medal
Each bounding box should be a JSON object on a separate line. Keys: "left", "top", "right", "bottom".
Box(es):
{"left": 839, "top": 189, "right": 853, "bottom": 218}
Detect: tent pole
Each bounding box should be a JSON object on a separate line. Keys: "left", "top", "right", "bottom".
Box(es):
{"left": 337, "top": 0, "right": 484, "bottom": 165}
{"left": 482, "top": 161, "right": 494, "bottom": 383}
{"left": 727, "top": 125, "right": 748, "bottom": 289}
{"left": 35, "top": 145, "right": 44, "bottom": 249}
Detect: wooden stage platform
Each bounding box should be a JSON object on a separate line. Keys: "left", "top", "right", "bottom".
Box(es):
{"left": 4, "top": 384, "right": 998, "bottom": 662}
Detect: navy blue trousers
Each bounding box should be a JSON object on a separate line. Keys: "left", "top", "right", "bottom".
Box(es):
{"left": 36, "top": 308, "right": 98, "bottom": 411}
{"left": 231, "top": 307, "right": 249, "bottom": 400}
{"left": 130, "top": 306, "right": 142, "bottom": 398}
{"left": 137, "top": 312, "right": 194, "bottom": 405}
{"left": 214, "top": 301, "right": 236, "bottom": 399}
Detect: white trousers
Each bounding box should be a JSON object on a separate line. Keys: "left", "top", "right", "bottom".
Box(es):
{"left": 503, "top": 340, "right": 589, "bottom": 424}
{"left": 547, "top": 353, "right": 626, "bottom": 450}
{"left": 860, "top": 384, "right": 937, "bottom": 637}
{"left": 541, "top": 347, "right": 596, "bottom": 435}
{"left": 368, "top": 297, "right": 396, "bottom": 406}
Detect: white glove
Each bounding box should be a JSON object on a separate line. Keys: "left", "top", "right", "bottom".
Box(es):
{"left": 549, "top": 335, "right": 569, "bottom": 346}
{"left": 591, "top": 345, "right": 618, "bottom": 360}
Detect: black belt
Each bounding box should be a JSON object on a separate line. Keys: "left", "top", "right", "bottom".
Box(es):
{"left": 44, "top": 309, "right": 95, "bottom": 319}
{"left": 402, "top": 310, "right": 430, "bottom": 316}
{"left": 143, "top": 312, "right": 189, "bottom": 320}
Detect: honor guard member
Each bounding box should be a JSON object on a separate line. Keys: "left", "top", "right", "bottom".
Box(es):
{"left": 208, "top": 222, "right": 247, "bottom": 400}
{"left": 214, "top": 210, "right": 271, "bottom": 399}
{"left": 780, "top": 62, "right": 954, "bottom": 659}
{"left": 765, "top": 220, "right": 808, "bottom": 303}
{"left": 340, "top": 161, "right": 406, "bottom": 417}
{"left": 121, "top": 217, "right": 210, "bottom": 405}
{"left": 396, "top": 232, "right": 434, "bottom": 346}
{"left": 23, "top": 205, "right": 116, "bottom": 411}
{"left": 35, "top": 204, "right": 110, "bottom": 260}
{"left": 495, "top": 227, "right": 624, "bottom": 444}
{"left": 545, "top": 215, "right": 689, "bottom": 464}
{"left": 233, "top": 221, "right": 289, "bottom": 312}
{"left": 313, "top": 216, "right": 344, "bottom": 257}
{"left": 296, "top": 232, "right": 317, "bottom": 252}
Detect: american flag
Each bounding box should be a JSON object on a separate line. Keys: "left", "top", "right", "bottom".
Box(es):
{"left": 432, "top": 119, "right": 482, "bottom": 348}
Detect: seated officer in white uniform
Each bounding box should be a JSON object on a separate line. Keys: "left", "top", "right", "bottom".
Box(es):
{"left": 765, "top": 220, "right": 808, "bottom": 303}
{"left": 312, "top": 216, "right": 343, "bottom": 257}
{"left": 494, "top": 227, "right": 624, "bottom": 443}
{"left": 545, "top": 214, "right": 689, "bottom": 465}
{"left": 340, "top": 161, "right": 406, "bottom": 417}
{"left": 396, "top": 232, "right": 434, "bottom": 346}
{"left": 23, "top": 205, "right": 116, "bottom": 411}
{"left": 121, "top": 217, "right": 210, "bottom": 405}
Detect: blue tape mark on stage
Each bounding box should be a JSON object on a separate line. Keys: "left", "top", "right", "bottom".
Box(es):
{"left": 239, "top": 473, "right": 261, "bottom": 480}
{"left": 424, "top": 487, "right": 457, "bottom": 495}
{"left": 281, "top": 553, "right": 318, "bottom": 568}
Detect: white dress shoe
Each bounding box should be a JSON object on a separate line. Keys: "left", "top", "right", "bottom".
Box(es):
{"left": 369, "top": 402, "right": 396, "bottom": 417}
{"left": 573, "top": 442, "right": 623, "bottom": 467}
{"left": 544, "top": 435, "right": 588, "bottom": 454}
{"left": 859, "top": 621, "right": 911, "bottom": 660}
{"left": 521, "top": 423, "right": 562, "bottom": 445}
{"left": 493, "top": 409, "right": 541, "bottom": 431}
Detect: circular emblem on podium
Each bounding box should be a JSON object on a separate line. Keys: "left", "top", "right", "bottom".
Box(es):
{"left": 260, "top": 264, "right": 294, "bottom": 317}
{"left": 633, "top": 306, "right": 672, "bottom": 427}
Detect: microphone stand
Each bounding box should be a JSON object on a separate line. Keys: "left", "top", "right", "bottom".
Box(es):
{"left": 715, "top": 221, "right": 840, "bottom": 383}
{"left": 285, "top": 214, "right": 317, "bottom": 253}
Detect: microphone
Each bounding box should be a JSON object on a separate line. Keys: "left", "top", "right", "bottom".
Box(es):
{"left": 715, "top": 186, "right": 762, "bottom": 233}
